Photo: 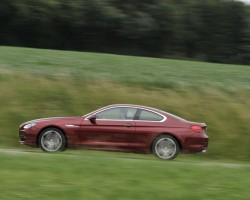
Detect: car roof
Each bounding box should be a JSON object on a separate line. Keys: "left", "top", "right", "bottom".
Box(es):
{"left": 104, "top": 104, "right": 188, "bottom": 122}
{"left": 83, "top": 104, "right": 187, "bottom": 122}
{"left": 104, "top": 104, "right": 162, "bottom": 112}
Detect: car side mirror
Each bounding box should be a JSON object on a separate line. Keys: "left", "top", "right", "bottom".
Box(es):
{"left": 89, "top": 115, "right": 96, "bottom": 123}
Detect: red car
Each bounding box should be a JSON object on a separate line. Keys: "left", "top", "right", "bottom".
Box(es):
{"left": 19, "top": 104, "right": 208, "bottom": 160}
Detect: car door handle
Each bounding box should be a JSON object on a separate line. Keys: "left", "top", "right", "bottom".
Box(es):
{"left": 124, "top": 123, "right": 133, "bottom": 127}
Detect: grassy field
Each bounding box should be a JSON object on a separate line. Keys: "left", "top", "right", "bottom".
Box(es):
{"left": 0, "top": 46, "right": 250, "bottom": 200}
{"left": 0, "top": 151, "right": 250, "bottom": 200}
{"left": 0, "top": 46, "right": 249, "bottom": 89}
{"left": 0, "top": 46, "right": 250, "bottom": 162}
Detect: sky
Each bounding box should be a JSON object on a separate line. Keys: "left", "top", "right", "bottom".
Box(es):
{"left": 237, "top": 0, "right": 250, "bottom": 4}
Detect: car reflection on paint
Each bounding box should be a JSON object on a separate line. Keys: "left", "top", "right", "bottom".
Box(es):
{"left": 19, "top": 104, "right": 208, "bottom": 160}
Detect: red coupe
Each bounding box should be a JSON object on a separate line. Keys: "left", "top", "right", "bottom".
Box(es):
{"left": 19, "top": 104, "right": 208, "bottom": 160}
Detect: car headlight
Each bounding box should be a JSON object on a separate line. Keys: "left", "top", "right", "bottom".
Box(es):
{"left": 23, "top": 122, "right": 36, "bottom": 130}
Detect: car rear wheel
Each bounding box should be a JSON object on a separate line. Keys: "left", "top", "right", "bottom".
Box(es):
{"left": 38, "top": 128, "right": 66, "bottom": 152}
{"left": 152, "top": 135, "right": 180, "bottom": 160}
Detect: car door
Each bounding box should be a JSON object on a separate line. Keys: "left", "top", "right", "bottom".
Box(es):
{"left": 133, "top": 109, "right": 166, "bottom": 147}
{"left": 79, "top": 107, "right": 137, "bottom": 147}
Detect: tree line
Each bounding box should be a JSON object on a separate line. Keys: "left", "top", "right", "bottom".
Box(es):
{"left": 0, "top": 0, "right": 250, "bottom": 64}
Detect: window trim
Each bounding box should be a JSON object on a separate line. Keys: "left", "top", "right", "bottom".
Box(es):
{"left": 85, "top": 106, "right": 167, "bottom": 122}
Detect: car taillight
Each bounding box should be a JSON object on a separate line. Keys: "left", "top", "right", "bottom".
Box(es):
{"left": 191, "top": 125, "right": 203, "bottom": 133}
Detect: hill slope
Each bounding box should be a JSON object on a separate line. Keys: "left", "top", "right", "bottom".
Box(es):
{"left": 0, "top": 46, "right": 249, "bottom": 161}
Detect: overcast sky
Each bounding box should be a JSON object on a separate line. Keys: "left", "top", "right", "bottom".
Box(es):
{"left": 237, "top": 0, "right": 250, "bottom": 4}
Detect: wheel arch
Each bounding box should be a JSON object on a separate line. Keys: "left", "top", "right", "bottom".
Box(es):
{"left": 36, "top": 126, "right": 68, "bottom": 148}
{"left": 150, "top": 133, "right": 182, "bottom": 152}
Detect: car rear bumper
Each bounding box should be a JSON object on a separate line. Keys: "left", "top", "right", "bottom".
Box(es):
{"left": 182, "top": 135, "right": 209, "bottom": 153}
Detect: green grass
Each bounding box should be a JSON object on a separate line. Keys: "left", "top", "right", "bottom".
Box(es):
{"left": 0, "top": 46, "right": 249, "bottom": 89}
{"left": 0, "top": 151, "right": 250, "bottom": 200}
{"left": 0, "top": 46, "right": 250, "bottom": 161}
{"left": 0, "top": 46, "right": 250, "bottom": 200}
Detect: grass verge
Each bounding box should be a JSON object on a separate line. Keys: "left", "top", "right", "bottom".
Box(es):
{"left": 0, "top": 151, "right": 250, "bottom": 200}
{"left": 0, "top": 74, "right": 249, "bottom": 161}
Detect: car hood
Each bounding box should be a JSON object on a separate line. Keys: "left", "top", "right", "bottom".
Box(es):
{"left": 21, "top": 117, "right": 79, "bottom": 126}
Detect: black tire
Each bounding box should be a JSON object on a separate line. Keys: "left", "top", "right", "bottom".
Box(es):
{"left": 38, "top": 127, "right": 66, "bottom": 152}
{"left": 152, "top": 135, "right": 180, "bottom": 160}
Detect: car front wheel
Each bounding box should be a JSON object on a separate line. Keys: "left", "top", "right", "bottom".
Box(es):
{"left": 152, "top": 135, "right": 180, "bottom": 160}
{"left": 38, "top": 128, "right": 66, "bottom": 152}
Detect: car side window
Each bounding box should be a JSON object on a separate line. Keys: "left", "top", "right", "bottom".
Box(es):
{"left": 138, "top": 110, "right": 163, "bottom": 121}
{"left": 96, "top": 107, "right": 137, "bottom": 120}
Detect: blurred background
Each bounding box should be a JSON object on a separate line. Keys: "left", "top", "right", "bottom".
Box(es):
{"left": 1, "top": 0, "right": 250, "bottom": 64}
{"left": 0, "top": 0, "right": 250, "bottom": 161}
{"left": 0, "top": 1, "right": 250, "bottom": 199}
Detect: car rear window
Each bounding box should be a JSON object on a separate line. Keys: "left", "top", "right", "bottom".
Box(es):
{"left": 138, "top": 110, "right": 163, "bottom": 121}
